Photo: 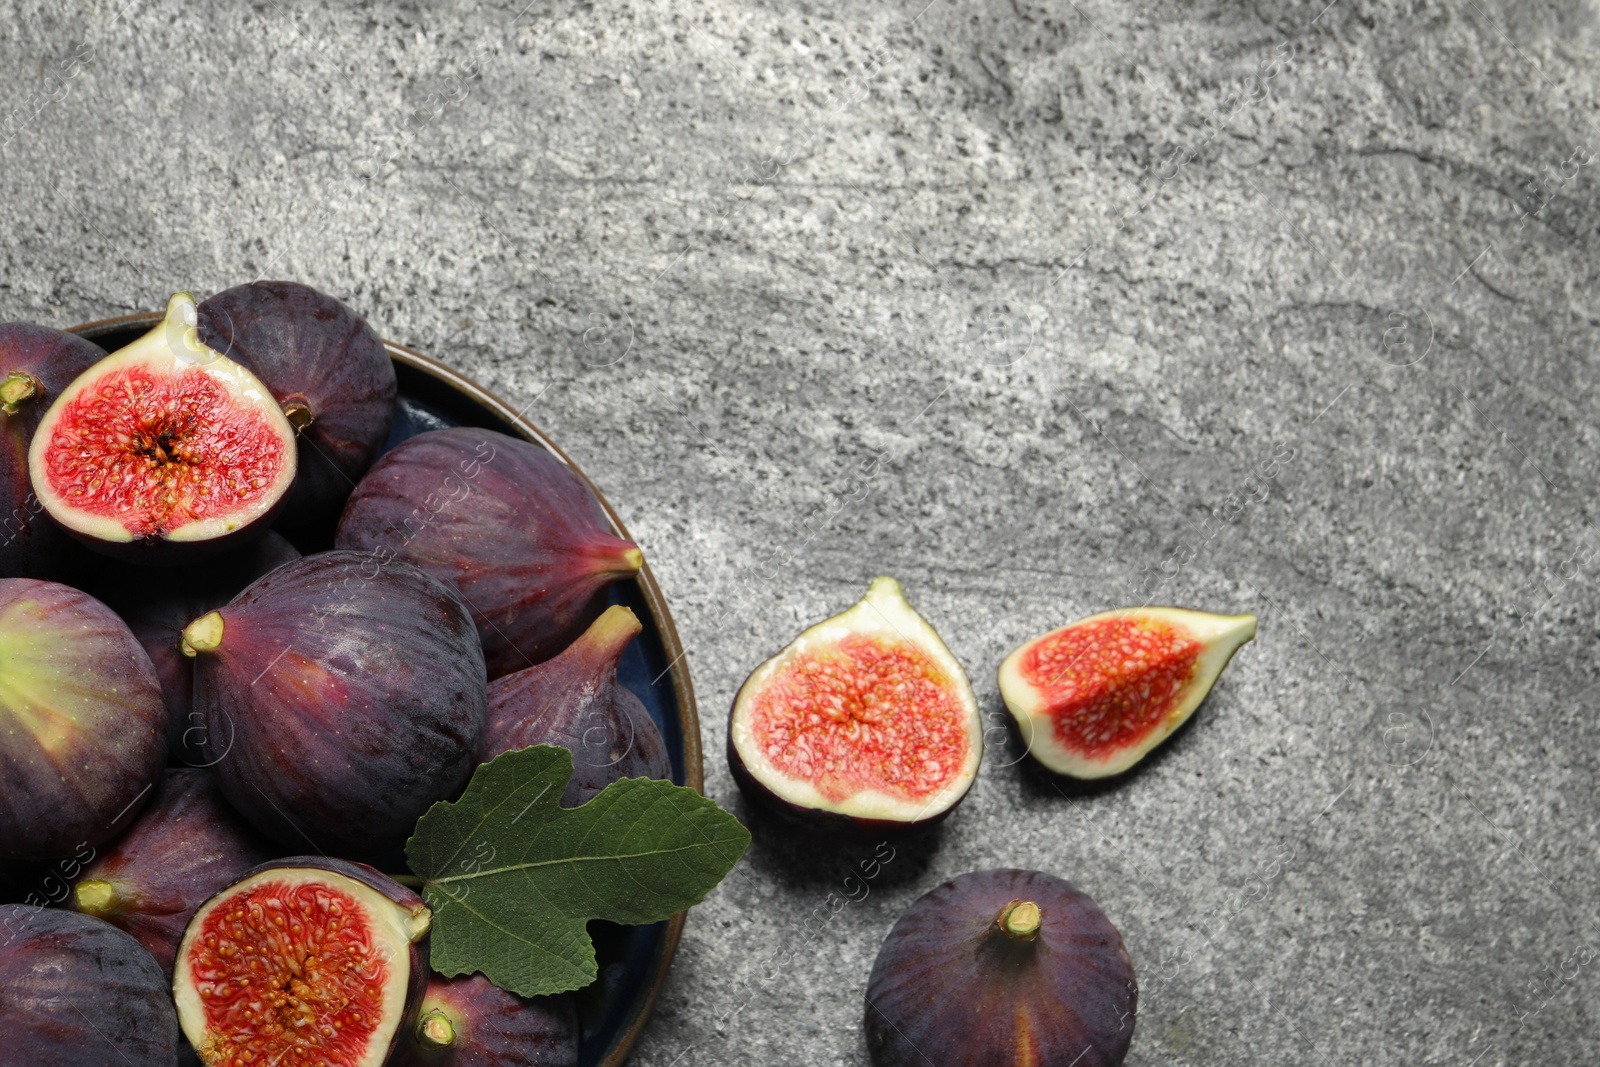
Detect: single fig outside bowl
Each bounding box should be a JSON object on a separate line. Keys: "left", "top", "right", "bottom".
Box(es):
{"left": 67, "top": 768, "right": 279, "bottom": 977}
{"left": 172, "top": 856, "right": 431, "bottom": 1067}
{"left": 183, "top": 550, "right": 487, "bottom": 856}
{"left": 727, "top": 577, "right": 983, "bottom": 836}
{"left": 393, "top": 973, "right": 579, "bottom": 1067}
{"left": 27, "top": 292, "right": 299, "bottom": 563}
{"left": 865, "top": 868, "right": 1138, "bottom": 1067}
{"left": 93, "top": 530, "right": 301, "bottom": 763}
{"left": 0, "top": 322, "right": 105, "bottom": 580}
{"left": 335, "top": 427, "right": 644, "bottom": 678}
{"left": 998, "top": 607, "right": 1257, "bottom": 779}
{"left": 481, "top": 604, "right": 671, "bottom": 806}
{"left": 197, "top": 280, "right": 397, "bottom": 526}
{"left": 0, "top": 904, "right": 180, "bottom": 1066}
{"left": 0, "top": 578, "right": 166, "bottom": 860}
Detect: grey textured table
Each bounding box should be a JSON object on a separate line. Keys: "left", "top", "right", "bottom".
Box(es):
{"left": 5, "top": 1, "right": 1597, "bottom": 1063}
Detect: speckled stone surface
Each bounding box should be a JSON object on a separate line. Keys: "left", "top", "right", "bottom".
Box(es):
{"left": 4, "top": 0, "right": 1598, "bottom": 1063}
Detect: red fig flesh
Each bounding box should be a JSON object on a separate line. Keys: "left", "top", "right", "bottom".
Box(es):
{"left": 481, "top": 604, "right": 670, "bottom": 806}
{"left": 335, "top": 427, "right": 643, "bottom": 677}
{"left": 183, "top": 551, "right": 487, "bottom": 855}
{"left": 68, "top": 769, "right": 278, "bottom": 976}
{"left": 27, "top": 293, "right": 298, "bottom": 561}
{"left": 172, "top": 857, "right": 430, "bottom": 1067}
{"left": 197, "top": 281, "right": 397, "bottom": 525}
{"left": 998, "top": 607, "right": 1256, "bottom": 778}
{"left": 0, "top": 904, "right": 180, "bottom": 1066}
{"left": 0, "top": 578, "right": 165, "bottom": 860}
{"left": 865, "top": 868, "right": 1137, "bottom": 1067}
{"left": 728, "top": 577, "right": 981, "bottom": 832}
{"left": 394, "top": 974, "right": 578, "bottom": 1067}
{"left": 0, "top": 322, "right": 105, "bottom": 580}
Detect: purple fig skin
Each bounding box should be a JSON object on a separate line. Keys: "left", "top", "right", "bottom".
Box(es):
{"left": 173, "top": 856, "right": 430, "bottom": 1066}
{"left": 335, "top": 427, "right": 644, "bottom": 678}
{"left": 93, "top": 531, "right": 300, "bottom": 763}
{"left": 0, "top": 579, "right": 166, "bottom": 861}
{"left": 0, "top": 323, "right": 105, "bottom": 580}
{"left": 188, "top": 551, "right": 487, "bottom": 855}
{"left": 395, "top": 974, "right": 579, "bottom": 1067}
{"left": 197, "top": 280, "right": 397, "bottom": 526}
{"left": 865, "top": 869, "right": 1137, "bottom": 1067}
{"left": 480, "top": 604, "right": 670, "bottom": 807}
{"left": 0, "top": 904, "right": 180, "bottom": 1066}
{"left": 67, "top": 769, "right": 278, "bottom": 977}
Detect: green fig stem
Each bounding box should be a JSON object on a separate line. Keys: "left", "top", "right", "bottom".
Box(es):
{"left": 282, "top": 398, "right": 314, "bottom": 434}
{"left": 997, "top": 899, "right": 1042, "bottom": 941}
{"left": 73, "top": 879, "right": 124, "bottom": 919}
{"left": 388, "top": 873, "right": 425, "bottom": 887}
{"left": 416, "top": 1010, "right": 458, "bottom": 1050}
{"left": 579, "top": 604, "right": 644, "bottom": 660}
{"left": 181, "top": 611, "right": 226, "bottom": 656}
{"left": 616, "top": 546, "right": 644, "bottom": 573}
{"left": 0, "top": 371, "right": 40, "bottom": 414}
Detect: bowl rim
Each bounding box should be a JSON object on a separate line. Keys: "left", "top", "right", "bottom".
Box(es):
{"left": 66, "top": 309, "right": 700, "bottom": 1067}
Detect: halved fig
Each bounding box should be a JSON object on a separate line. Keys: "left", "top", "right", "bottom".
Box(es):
{"left": 728, "top": 577, "right": 982, "bottom": 834}
{"left": 182, "top": 551, "right": 487, "bottom": 855}
{"left": 27, "top": 292, "right": 298, "bottom": 562}
{"left": 335, "top": 427, "right": 643, "bottom": 677}
{"left": 172, "top": 857, "right": 430, "bottom": 1067}
{"left": 0, "top": 323, "right": 105, "bottom": 580}
{"left": 481, "top": 604, "right": 671, "bottom": 806}
{"left": 999, "top": 607, "right": 1256, "bottom": 779}
{"left": 197, "top": 281, "right": 397, "bottom": 525}
{"left": 68, "top": 769, "right": 278, "bottom": 976}
{"left": 0, "top": 578, "right": 166, "bottom": 860}
{"left": 394, "top": 974, "right": 578, "bottom": 1067}
{"left": 865, "top": 868, "right": 1136, "bottom": 1067}
{"left": 0, "top": 904, "right": 180, "bottom": 1066}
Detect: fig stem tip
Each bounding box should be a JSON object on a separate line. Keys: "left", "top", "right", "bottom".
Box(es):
{"left": 181, "top": 611, "right": 226, "bottom": 656}
{"left": 416, "top": 1011, "right": 456, "bottom": 1051}
{"left": 999, "top": 899, "right": 1042, "bottom": 940}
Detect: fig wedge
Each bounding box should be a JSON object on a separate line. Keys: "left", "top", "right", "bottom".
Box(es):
{"left": 999, "top": 607, "right": 1256, "bottom": 779}
{"left": 728, "top": 577, "right": 982, "bottom": 834}
{"left": 28, "top": 292, "right": 298, "bottom": 562}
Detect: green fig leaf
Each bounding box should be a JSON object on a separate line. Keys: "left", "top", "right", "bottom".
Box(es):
{"left": 406, "top": 745, "right": 750, "bottom": 997}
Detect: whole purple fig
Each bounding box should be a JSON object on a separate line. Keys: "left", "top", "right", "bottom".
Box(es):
{"left": 865, "top": 868, "right": 1137, "bottom": 1067}
{"left": 394, "top": 974, "right": 578, "bottom": 1066}
{"left": 336, "top": 427, "right": 643, "bottom": 677}
{"left": 0, "top": 904, "right": 179, "bottom": 1066}
{"left": 197, "top": 280, "right": 397, "bottom": 525}
{"left": 0, "top": 323, "right": 105, "bottom": 580}
{"left": 481, "top": 604, "right": 671, "bottom": 806}
{"left": 182, "top": 551, "right": 487, "bottom": 855}
{"left": 67, "top": 769, "right": 278, "bottom": 976}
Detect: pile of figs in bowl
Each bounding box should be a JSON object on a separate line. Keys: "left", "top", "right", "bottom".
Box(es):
{"left": 0, "top": 282, "right": 695, "bottom": 1067}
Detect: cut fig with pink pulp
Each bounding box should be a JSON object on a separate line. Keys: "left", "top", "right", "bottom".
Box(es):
{"left": 728, "top": 577, "right": 982, "bottom": 833}
{"left": 172, "top": 857, "right": 431, "bottom": 1067}
{"left": 27, "top": 292, "right": 298, "bottom": 562}
{"left": 998, "top": 607, "right": 1256, "bottom": 779}
{"left": 481, "top": 604, "right": 671, "bottom": 807}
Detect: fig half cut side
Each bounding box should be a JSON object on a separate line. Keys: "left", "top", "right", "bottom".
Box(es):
{"left": 28, "top": 292, "right": 298, "bottom": 562}
{"left": 999, "top": 607, "right": 1257, "bottom": 779}
{"left": 172, "top": 857, "right": 430, "bottom": 1067}
{"left": 728, "top": 577, "right": 982, "bottom": 833}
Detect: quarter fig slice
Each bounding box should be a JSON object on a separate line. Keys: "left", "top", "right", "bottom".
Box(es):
{"left": 728, "top": 577, "right": 982, "bottom": 833}
{"left": 865, "top": 868, "right": 1137, "bottom": 1067}
{"left": 182, "top": 550, "right": 487, "bottom": 855}
{"left": 0, "top": 578, "right": 166, "bottom": 860}
{"left": 0, "top": 904, "right": 180, "bottom": 1066}
{"left": 27, "top": 292, "right": 298, "bottom": 562}
{"left": 481, "top": 604, "right": 671, "bottom": 806}
{"left": 68, "top": 769, "right": 278, "bottom": 977}
{"left": 0, "top": 323, "right": 105, "bottom": 580}
{"left": 394, "top": 974, "right": 579, "bottom": 1067}
{"left": 335, "top": 427, "right": 644, "bottom": 677}
{"left": 998, "top": 607, "right": 1257, "bottom": 779}
{"left": 196, "top": 281, "right": 398, "bottom": 525}
{"left": 172, "top": 857, "right": 430, "bottom": 1067}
